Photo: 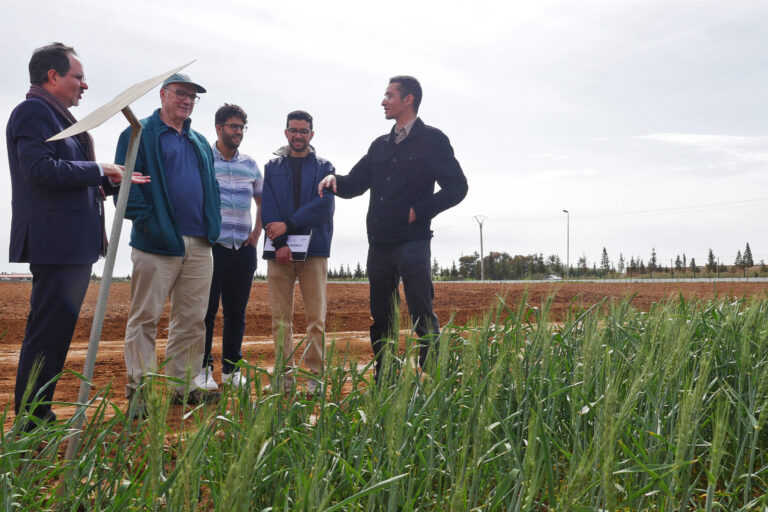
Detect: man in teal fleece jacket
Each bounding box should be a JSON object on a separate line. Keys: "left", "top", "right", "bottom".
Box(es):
{"left": 114, "top": 73, "right": 221, "bottom": 405}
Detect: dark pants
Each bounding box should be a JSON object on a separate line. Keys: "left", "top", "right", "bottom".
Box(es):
{"left": 204, "top": 243, "right": 256, "bottom": 374}
{"left": 15, "top": 263, "right": 92, "bottom": 420}
{"left": 367, "top": 239, "right": 440, "bottom": 380}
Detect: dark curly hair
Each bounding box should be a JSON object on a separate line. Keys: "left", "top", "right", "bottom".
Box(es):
{"left": 215, "top": 103, "right": 248, "bottom": 126}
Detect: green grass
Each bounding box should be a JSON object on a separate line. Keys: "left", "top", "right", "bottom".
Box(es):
{"left": 3, "top": 294, "right": 768, "bottom": 510}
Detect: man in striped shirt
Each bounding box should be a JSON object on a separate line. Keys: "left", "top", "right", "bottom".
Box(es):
{"left": 201, "top": 104, "right": 263, "bottom": 389}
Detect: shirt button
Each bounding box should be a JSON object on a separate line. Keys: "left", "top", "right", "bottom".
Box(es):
{"left": 380, "top": 197, "right": 384, "bottom": 201}
{"left": 392, "top": 158, "right": 397, "bottom": 163}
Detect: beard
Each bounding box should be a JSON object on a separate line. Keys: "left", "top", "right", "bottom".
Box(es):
{"left": 221, "top": 133, "right": 241, "bottom": 150}
{"left": 290, "top": 139, "right": 308, "bottom": 153}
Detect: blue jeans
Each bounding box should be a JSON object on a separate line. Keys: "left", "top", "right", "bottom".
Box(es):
{"left": 204, "top": 243, "right": 256, "bottom": 374}
{"left": 367, "top": 239, "right": 440, "bottom": 380}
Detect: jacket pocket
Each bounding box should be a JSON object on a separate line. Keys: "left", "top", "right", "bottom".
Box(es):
{"left": 134, "top": 211, "right": 164, "bottom": 247}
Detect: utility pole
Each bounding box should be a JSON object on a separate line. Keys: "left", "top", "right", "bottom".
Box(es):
{"left": 562, "top": 210, "right": 569, "bottom": 280}
{"left": 474, "top": 215, "right": 487, "bottom": 280}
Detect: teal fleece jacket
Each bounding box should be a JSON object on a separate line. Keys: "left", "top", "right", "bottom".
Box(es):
{"left": 114, "top": 109, "right": 221, "bottom": 256}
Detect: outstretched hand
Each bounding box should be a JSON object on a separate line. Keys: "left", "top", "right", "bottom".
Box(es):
{"left": 102, "top": 163, "right": 151, "bottom": 184}
{"left": 317, "top": 175, "right": 337, "bottom": 198}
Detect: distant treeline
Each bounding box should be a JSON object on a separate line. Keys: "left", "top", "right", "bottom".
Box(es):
{"left": 430, "top": 242, "right": 767, "bottom": 280}
{"left": 109, "top": 243, "right": 764, "bottom": 282}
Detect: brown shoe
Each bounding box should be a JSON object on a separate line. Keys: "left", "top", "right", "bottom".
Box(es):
{"left": 172, "top": 388, "right": 220, "bottom": 406}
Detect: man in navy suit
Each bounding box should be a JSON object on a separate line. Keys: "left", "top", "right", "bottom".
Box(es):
{"left": 6, "top": 42, "right": 147, "bottom": 427}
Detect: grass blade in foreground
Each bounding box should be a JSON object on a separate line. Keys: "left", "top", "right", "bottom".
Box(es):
{"left": 2, "top": 295, "right": 767, "bottom": 510}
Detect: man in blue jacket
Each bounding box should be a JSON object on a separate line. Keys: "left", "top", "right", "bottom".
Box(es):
{"left": 262, "top": 110, "right": 334, "bottom": 394}
{"left": 114, "top": 73, "right": 221, "bottom": 405}
{"left": 7, "top": 43, "right": 146, "bottom": 427}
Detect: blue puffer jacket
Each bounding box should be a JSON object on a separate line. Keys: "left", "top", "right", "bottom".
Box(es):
{"left": 261, "top": 146, "right": 334, "bottom": 258}
{"left": 114, "top": 109, "right": 221, "bottom": 256}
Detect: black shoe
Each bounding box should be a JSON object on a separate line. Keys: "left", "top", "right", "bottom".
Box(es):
{"left": 172, "top": 388, "right": 220, "bottom": 406}
{"left": 126, "top": 390, "right": 147, "bottom": 420}
{"left": 18, "top": 409, "right": 56, "bottom": 433}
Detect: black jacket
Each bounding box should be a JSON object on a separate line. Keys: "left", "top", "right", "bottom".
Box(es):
{"left": 336, "top": 118, "right": 468, "bottom": 245}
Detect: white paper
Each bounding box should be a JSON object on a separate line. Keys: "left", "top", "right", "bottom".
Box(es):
{"left": 263, "top": 235, "right": 311, "bottom": 253}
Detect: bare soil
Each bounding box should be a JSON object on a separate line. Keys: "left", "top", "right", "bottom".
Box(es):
{"left": 2, "top": 280, "right": 767, "bottom": 427}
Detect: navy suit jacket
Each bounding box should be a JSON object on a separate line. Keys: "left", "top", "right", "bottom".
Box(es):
{"left": 7, "top": 97, "right": 116, "bottom": 265}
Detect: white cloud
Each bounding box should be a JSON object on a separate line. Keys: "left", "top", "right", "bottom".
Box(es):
{"left": 527, "top": 153, "right": 571, "bottom": 161}
{"left": 3, "top": 1, "right": 768, "bottom": 273}
{"left": 635, "top": 133, "right": 768, "bottom": 147}
{"left": 522, "top": 169, "right": 599, "bottom": 184}
{"left": 634, "top": 133, "right": 768, "bottom": 173}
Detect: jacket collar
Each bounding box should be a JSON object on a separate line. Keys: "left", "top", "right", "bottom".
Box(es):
{"left": 388, "top": 117, "right": 424, "bottom": 143}
{"left": 152, "top": 108, "right": 193, "bottom": 134}
{"left": 272, "top": 144, "right": 316, "bottom": 158}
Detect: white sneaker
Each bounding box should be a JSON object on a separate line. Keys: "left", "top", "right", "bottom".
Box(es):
{"left": 194, "top": 370, "right": 219, "bottom": 391}
{"left": 222, "top": 369, "right": 247, "bottom": 387}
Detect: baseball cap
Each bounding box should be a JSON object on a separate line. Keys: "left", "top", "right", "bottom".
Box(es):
{"left": 162, "top": 72, "right": 206, "bottom": 93}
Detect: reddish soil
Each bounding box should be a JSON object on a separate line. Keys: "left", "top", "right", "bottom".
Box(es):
{"left": 2, "top": 280, "right": 767, "bottom": 427}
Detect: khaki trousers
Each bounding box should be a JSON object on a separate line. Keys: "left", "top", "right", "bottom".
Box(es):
{"left": 124, "top": 236, "right": 213, "bottom": 395}
{"left": 267, "top": 256, "right": 327, "bottom": 381}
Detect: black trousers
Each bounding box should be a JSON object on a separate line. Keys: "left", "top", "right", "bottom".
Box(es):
{"left": 367, "top": 239, "right": 440, "bottom": 379}
{"left": 203, "top": 243, "right": 257, "bottom": 374}
{"left": 15, "top": 263, "right": 92, "bottom": 419}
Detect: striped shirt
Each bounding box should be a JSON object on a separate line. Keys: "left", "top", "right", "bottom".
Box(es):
{"left": 212, "top": 143, "right": 263, "bottom": 249}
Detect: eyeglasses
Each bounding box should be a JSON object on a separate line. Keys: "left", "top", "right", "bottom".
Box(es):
{"left": 219, "top": 123, "right": 247, "bottom": 132}
{"left": 164, "top": 87, "right": 200, "bottom": 104}
{"left": 286, "top": 128, "right": 311, "bottom": 135}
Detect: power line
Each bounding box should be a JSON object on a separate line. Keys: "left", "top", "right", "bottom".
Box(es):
{"left": 431, "top": 217, "right": 477, "bottom": 231}
{"left": 458, "top": 197, "right": 768, "bottom": 227}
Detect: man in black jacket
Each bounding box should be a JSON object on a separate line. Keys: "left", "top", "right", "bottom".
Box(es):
{"left": 318, "top": 75, "right": 468, "bottom": 382}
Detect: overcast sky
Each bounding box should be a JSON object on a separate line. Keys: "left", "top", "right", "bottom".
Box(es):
{"left": 2, "top": 0, "right": 767, "bottom": 276}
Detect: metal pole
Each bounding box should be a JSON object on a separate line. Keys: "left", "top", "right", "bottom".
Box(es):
{"left": 65, "top": 107, "right": 142, "bottom": 461}
{"left": 562, "top": 210, "right": 569, "bottom": 280}
{"left": 473, "top": 215, "right": 487, "bottom": 280}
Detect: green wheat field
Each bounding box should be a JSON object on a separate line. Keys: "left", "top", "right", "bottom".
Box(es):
{"left": 3, "top": 293, "right": 768, "bottom": 510}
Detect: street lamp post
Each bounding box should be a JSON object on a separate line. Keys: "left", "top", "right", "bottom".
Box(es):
{"left": 474, "top": 215, "right": 487, "bottom": 280}
{"left": 562, "top": 209, "right": 569, "bottom": 280}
